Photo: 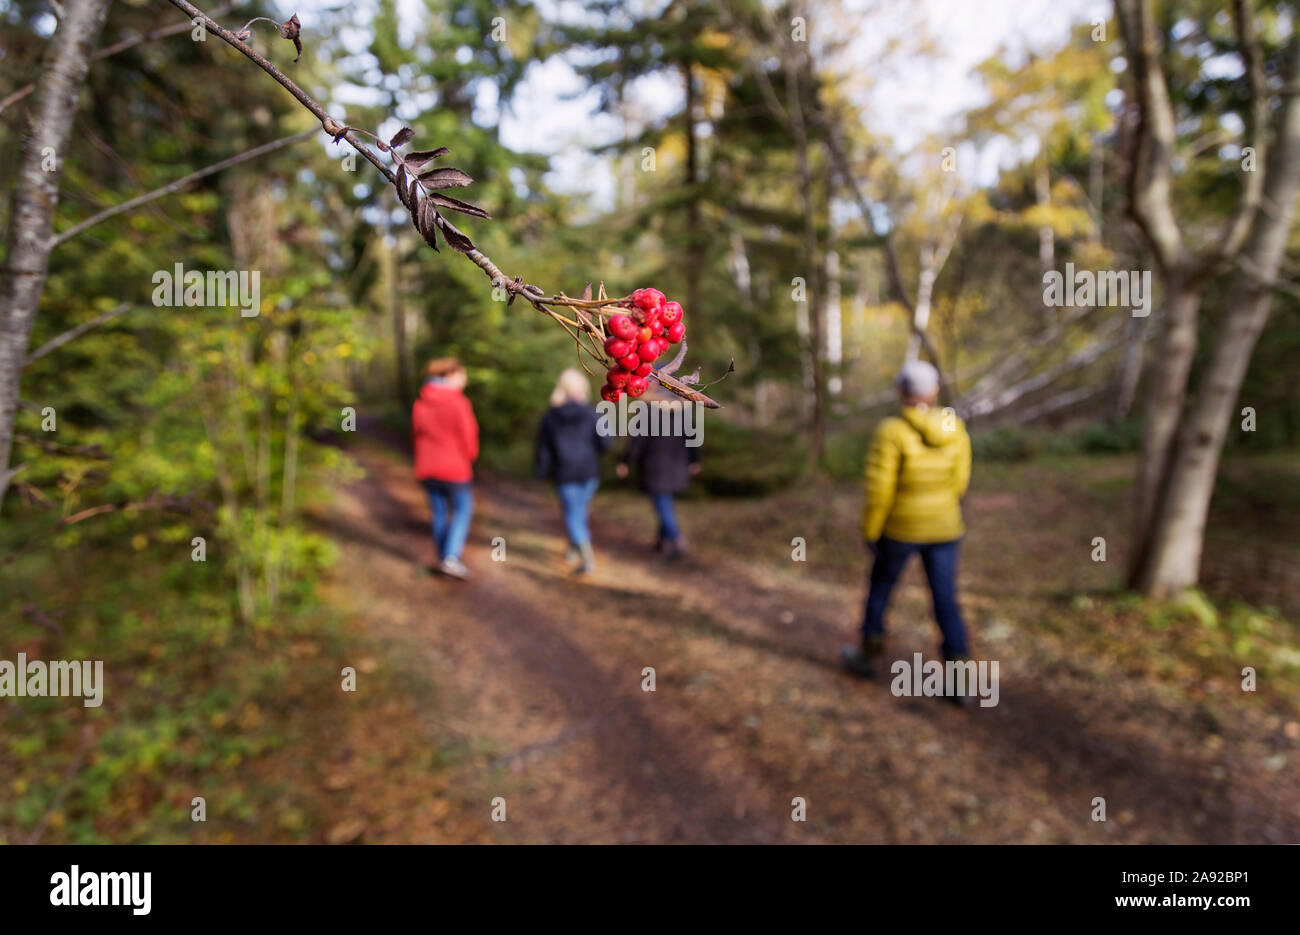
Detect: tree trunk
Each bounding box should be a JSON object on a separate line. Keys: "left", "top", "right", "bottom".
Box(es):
{"left": 683, "top": 61, "right": 700, "bottom": 319}
{"left": 824, "top": 249, "right": 842, "bottom": 396}
{"left": 1110, "top": 314, "right": 1145, "bottom": 422}
{"left": 1137, "top": 286, "right": 1273, "bottom": 595}
{"left": 906, "top": 243, "right": 938, "bottom": 362}
{"left": 1126, "top": 278, "right": 1200, "bottom": 585}
{"left": 1035, "top": 150, "right": 1055, "bottom": 271}
{"left": 1135, "top": 55, "right": 1300, "bottom": 595}
{"left": 787, "top": 51, "right": 824, "bottom": 465}
{"left": 387, "top": 234, "right": 411, "bottom": 407}
{"left": 0, "top": 0, "right": 114, "bottom": 507}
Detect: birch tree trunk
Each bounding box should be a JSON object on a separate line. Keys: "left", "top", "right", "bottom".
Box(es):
{"left": 1135, "top": 39, "right": 1300, "bottom": 595}
{"left": 1035, "top": 150, "right": 1055, "bottom": 271}
{"left": 1129, "top": 279, "right": 1201, "bottom": 552}
{"left": 0, "top": 0, "right": 114, "bottom": 507}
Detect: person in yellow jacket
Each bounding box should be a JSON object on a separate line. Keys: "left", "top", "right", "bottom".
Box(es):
{"left": 842, "top": 361, "right": 973, "bottom": 697}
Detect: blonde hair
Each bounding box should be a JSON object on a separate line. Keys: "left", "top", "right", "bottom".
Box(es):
{"left": 549, "top": 368, "right": 590, "bottom": 407}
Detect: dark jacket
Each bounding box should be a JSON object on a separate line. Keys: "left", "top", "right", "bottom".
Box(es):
{"left": 535, "top": 402, "right": 611, "bottom": 484}
{"left": 623, "top": 431, "right": 699, "bottom": 496}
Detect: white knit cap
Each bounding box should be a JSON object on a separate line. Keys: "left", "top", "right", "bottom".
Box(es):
{"left": 896, "top": 360, "right": 940, "bottom": 397}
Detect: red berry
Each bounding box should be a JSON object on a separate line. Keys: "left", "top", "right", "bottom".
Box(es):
{"left": 661, "top": 301, "right": 683, "bottom": 325}
{"left": 638, "top": 341, "right": 660, "bottom": 364}
{"left": 626, "top": 375, "right": 649, "bottom": 397}
{"left": 634, "top": 362, "right": 653, "bottom": 377}
{"left": 618, "top": 352, "right": 641, "bottom": 371}
{"left": 605, "top": 336, "right": 633, "bottom": 358}
{"left": 600, "top": 383, "right": 622, "bottom": 403}
{"left": 633, "top": 288, "right": 665, "bottom": 311}
{"left": 666, "top": 321, "right": 686, "bottom": 343}
{"left": 636, "top": 326, "right": 653, "bottom": 344}
{"left": 607, "top": 368, "right": 630, "bottom": 388}
{"left": 608, "top": 314, "right": 638, "bottom": 341}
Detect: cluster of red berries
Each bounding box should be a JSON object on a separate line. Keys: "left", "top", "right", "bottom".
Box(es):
{"left": 600, "top": 288, "right": 687, "bottom": 402}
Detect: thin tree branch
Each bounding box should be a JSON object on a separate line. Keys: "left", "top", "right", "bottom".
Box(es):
{"left": 1114, "top": 0, "right": 1187, "bottom": 273}
{"left": 1207, "top": 0, "right": 1269, "bottom": 264}
{"left": 51, "top": 129, "right": 316, "bottom": 246}
{"left": 23, "top": 725, "right": 94, "bottom": 845}
{"left": 1237, "top": 254, "right": 1300, "bottom": 301}
{"left": 0, "top": 3, "right": 235, "bottom": 116}
{"left": 962, "top": 317, "right": 1126, "bottom": 420}
{"left": 25, "top": 302, "right": 131, "bottom": 365}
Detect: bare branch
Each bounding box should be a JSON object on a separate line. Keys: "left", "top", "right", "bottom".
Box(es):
{"left": 1206, "top": 0, "right": 1270, "bottom": 264}
{"left": 0, "top": 3, "right": 235, "bottom": 116}
{"left": 962, "top": 317, "right": 1126, "bottom": 420}
{"left": 25, "top": 302, "right": 131, "bottom": 365}
{"left": 51, "top": 129, "right": 316, "bottom": 246}
{"left": 1237, "top": 254, "right": 1300, "bottom": 301}
{"left": 1114, "top": 0, "right": 1186, "bottom": 273}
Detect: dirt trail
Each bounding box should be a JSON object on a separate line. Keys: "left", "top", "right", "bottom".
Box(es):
{"left": 318, "top": 435, "right": 1299, "bottom": 844}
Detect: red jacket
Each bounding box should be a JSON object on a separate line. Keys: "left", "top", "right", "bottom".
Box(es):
{"left": 412, "top": 380, "right": 479, "bottom": 482}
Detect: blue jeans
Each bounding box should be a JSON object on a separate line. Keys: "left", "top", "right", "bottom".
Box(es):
{"left": 650, "top": 493, "right": 680, "bottom": 544}
{"left": 422, "top": 479, "right": 473, "bottom": 561}
{"left": 556, "top": 478, "right": 599, "bottom": 548}
{"left": 862, "top": 536, "right": 969, "bottom": 659}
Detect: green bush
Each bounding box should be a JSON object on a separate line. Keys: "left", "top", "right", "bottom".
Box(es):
{"left": 695, "top": 418, "right": 806, "bottom": 497}
{"left": 1071, "top": 419, "right": 1143, "bottom": 454}
{"left": 972, "top": 425, "right": 1045, "bottom": 462}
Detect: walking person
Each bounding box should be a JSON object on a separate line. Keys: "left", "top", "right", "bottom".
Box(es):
{"left": 616, "top": 398, "right": 701, "bottom": 558}
{"left": 841, "top": 361, "right": 974, "bottom": 705}
{"left": 412, "top": 357, "right": 479, "bottom": 580}
{"left": 535, "top": 368, "right": 611, "bottom": 575}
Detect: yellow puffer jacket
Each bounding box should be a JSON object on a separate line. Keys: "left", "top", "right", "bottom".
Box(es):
{"left": 862, "top": 405, "right": 971, "bottom": 544}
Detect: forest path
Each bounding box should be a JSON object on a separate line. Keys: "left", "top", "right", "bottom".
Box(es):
{"left": 316, "top": 431, "right": 1299, "bottom": 844}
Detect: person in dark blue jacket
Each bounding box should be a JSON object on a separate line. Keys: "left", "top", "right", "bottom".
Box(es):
{"left": 616, "top": 397, "right": 701, "bottom": 559}
{"left": 535, "top": 369, "right": 612, "bottom": 574}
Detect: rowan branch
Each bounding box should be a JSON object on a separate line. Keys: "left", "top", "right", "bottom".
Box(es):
{"left": 161, "top": 0, "right": 719, "bottom": 408}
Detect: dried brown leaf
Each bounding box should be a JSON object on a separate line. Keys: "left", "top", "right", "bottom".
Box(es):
{"left": 280, "top": 14, "right": 302, "bottom": 63}
{"left": 404, "top": 148, "right": 450, "bottom": 170}
{"left": 394, "top": 164, "right": 410, "bottom": 208}
{"left": 417, "top": 198, "right": 440, "bottom": 251}
{"left": 417, "top": 167, "right": 473, "bottom": 189}
{"left": 426, "top": 192, "right": 490, "bottom": 219}
{"left": 436, "top": 215, "right": 476, "bottom": 253}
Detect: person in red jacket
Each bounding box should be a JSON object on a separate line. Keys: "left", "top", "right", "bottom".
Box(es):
{"left": 412, "top": 357, "right": 479, "bottom": 579}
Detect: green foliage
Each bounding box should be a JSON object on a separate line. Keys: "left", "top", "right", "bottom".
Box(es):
{"left": 1145, "top": 589, "right": 1219, "bottom": 631}
{"left": 970, "top": 420, "right": 1143, "bottom": 462}
{"left": 694, "top": 419, "right": 806, "bottom": 497}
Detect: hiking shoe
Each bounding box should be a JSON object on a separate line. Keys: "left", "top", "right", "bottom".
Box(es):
{"left": 663, "top": 539, "right": 688, "bottom": 561}
{"left": 575, "top": 542, "right": 596, "bottom": 575}
{"left": 841, "top": 634, "right": 885, "bottom": 679}
{"left": 437, "top": 557, "right": 470, "bottom": 580}
{"left": 943, "top": 653, "right": 976, "bottom": 708}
